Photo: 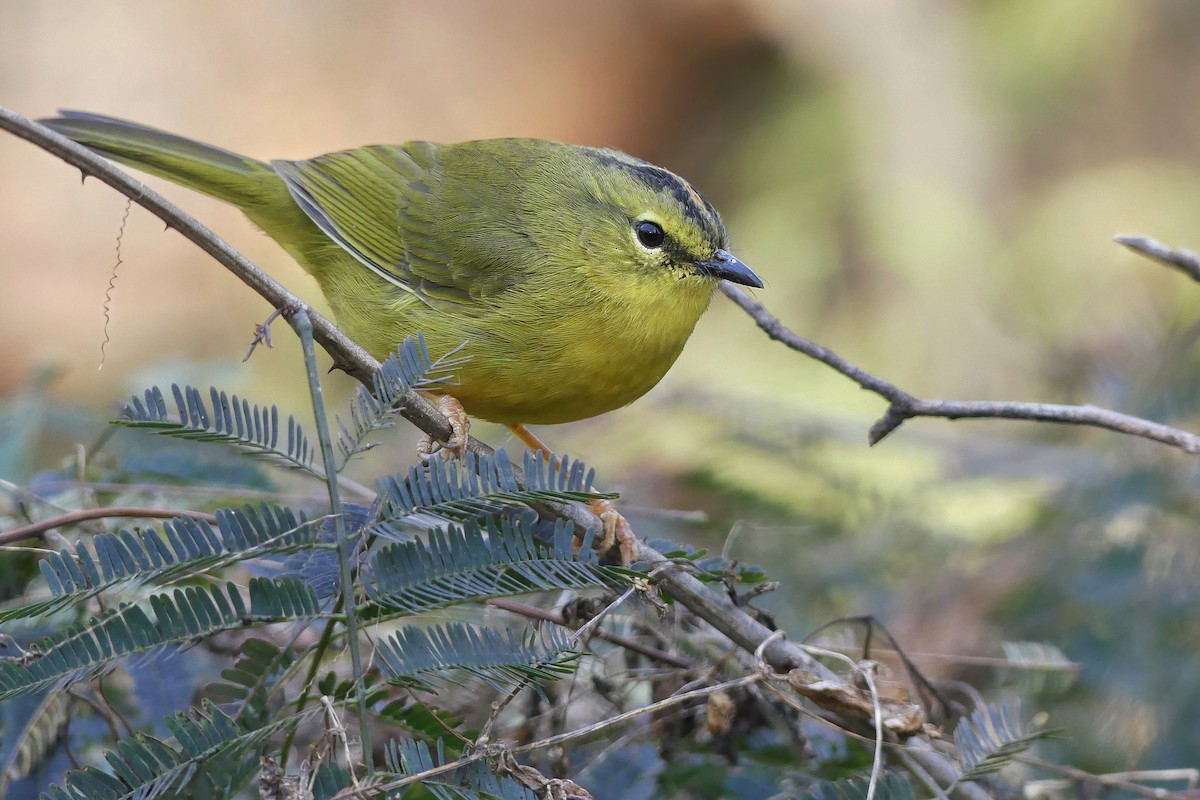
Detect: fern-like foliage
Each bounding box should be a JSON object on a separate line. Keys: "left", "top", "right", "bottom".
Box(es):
{"left": 309, "top": 763, "right": 356, "bottom": 799}
{"left": 370, "top": 448, "right": 616, "bottom": 537}
{"left": 0, "top": 578, "right": 319, "bottom": 701}
{"left": 373, "top": 696, "right": 466, "bottom": 746}
{"left": 954, "top": 702, "right": 1053, "bottom": 783}
{"left": 800, "top": 772, "right": 914, "bottom": 800}
{"left": 0, "top": 688, "right": 71, "bottom": 795}
{"left": 384, "top": 738, "right": 536, "bottom": 800}
{"left": 335, "top": 334, "right": 467, "bottom": 467}
{"left": 376, "top": 622, "right": 579, "bottom": 692}
{"left": 117, "top": 384, "right": 320, "bottom": 477}
{"left": 363, "top": 516, "right": 627, "bottom": 617}
{"left": 41, "top": 699, "right": 320, "bottom": 800}
{"left": 3, "top": 504, "right": 318, "bottom": 625}
{"left": 206, "top": 637, "right": 299, "bottom": 728}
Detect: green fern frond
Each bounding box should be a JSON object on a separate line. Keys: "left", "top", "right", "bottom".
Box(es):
{"left": 383, "top": 738, "right": 536, "bottom": 800}
{"left": 41, "top": 699, "right": 321, "bottom": 800}
{"left": 206, "top": 637, "right": 299, "bottom": 726}
{"left": 117, "top": 384, "right": 321, "bottom": 478}
{"left": 2, "top": 505, "right": 319, "bottom": 625}
{"left": 373, "top": 697, "right": 466, "bottom": 745}
{"left": 954, "top": 702, "right": 1054, "bottom": 782}
{"left": 0, "top": 688, "right": 71, "bottom": 795}
{"left": 801, "top": 772, "right": 914, "bottom": 800}
{"left": 363, "top": 516, "right": 627, "bottom": 617}
{"left": 0, "top": 578, "right": 319, "bottom": 701}
{"left": 335, "top": 334, "right": 468, "bottom": 467}
{"left": 376, "top": 622, "right": 579, "bottom": 692}
{"left": 383, "top": 737, "right": 444, "bottom": 785}
{"left": 370, "top": 448, "right": 616, "bottom": 536}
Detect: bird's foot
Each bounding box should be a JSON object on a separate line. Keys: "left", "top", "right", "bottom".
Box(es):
{"left": 417, "top": 395, "right": 470, "bottom": 460}
{"left": 589, "top": 498, "right": 637, "bottom": 566}
{"left": 504, "top": 426, "right": 635, "bottom": 564}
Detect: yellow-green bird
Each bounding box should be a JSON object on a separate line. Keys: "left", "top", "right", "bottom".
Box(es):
{"left": 41, "top": 111, "right": 762, "bottom": 459}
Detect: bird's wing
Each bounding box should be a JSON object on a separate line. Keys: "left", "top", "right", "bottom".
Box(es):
{"left": 272, "top": 143, "right": 512, "bottom": 307}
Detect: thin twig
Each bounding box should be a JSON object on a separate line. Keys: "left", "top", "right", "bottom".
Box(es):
{"left": 1020, "top": 754, "right": 1197, "bottom": 799}
{"left": 718, "top": 282, "right": 1200, "bottom": 453}
{"left": 485, "top": 598, "right": 692, "bottom": 669}
{"left": 291, "top": 307, "right": 372, "bottom": 771}
{"left": 510, "top": 673, "right": 762, "bottom": 756}
{"left": 476, "top": 582, "right": 643, "bottom": 747}
{"left": 800, "top": 643, "right": 884, "bottom": 800}
{"left": 0, "top": 506, "right": 218, "bottom": 546}
{"left": 331, "top": 674, "right": 763, "bottom": 800}
{"left": 1116, "top": 234, "right": 1200, "bottom": 284}
{"left": 99, "top": 197, "right": 131, "bottom": 370}
{"left": 812, "top": 642, "right": 1081, "bottom": 672}
{"left": 869, "top": 400, "right": 1200, "bottom": 453}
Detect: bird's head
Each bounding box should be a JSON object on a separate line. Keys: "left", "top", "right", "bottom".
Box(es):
{"left": 566, "top": 147, "right": 763, "bottom": 292}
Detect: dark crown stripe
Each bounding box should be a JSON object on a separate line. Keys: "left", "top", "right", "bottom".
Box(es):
{"left": 590, "top": 150, "right": 726, "bottom": 244}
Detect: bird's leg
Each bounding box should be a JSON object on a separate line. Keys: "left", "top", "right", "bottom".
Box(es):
{"left": 417, "top": 394, "right": 470, "bottom": 460}
{"left": 505, "top": 423, "right": 554, "bottom": 458}
{"left": 505, "top": 423, "right": 637, "bottom": 565}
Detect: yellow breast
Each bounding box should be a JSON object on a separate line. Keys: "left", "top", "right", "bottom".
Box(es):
{"left": 320, "top": 257, "right": 716, "bottom": 425}
{"left": 441, "top": 278, "right": 715, "bottom": 424}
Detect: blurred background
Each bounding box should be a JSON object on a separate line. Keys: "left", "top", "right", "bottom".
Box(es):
{"left": 3, "top": 0, "right": 1200, "bottom": 781}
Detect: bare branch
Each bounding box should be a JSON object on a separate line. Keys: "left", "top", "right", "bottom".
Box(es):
{"left": 0, "top": 507, "right": 218, "bottom": 546}
{"left": 872, "top": 398, "right": 1200, "bottom": 452}
{"left": 719, "top": 282, "right": 1200, "bottom": 454}
{"left": 1116, "top": 234, "right": 1200, "bottom": 284}
{"left": 717, "top": 284, "right": 915, "bottom": 406}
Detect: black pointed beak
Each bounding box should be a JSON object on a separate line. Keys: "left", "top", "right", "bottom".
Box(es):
{"left": 694, "top": 249, "right": 763, "bottom": 288}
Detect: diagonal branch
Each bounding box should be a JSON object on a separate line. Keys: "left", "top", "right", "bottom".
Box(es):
{"left": 0, "top": 106, "right": 597, "bottom": 537}
{"left": 0, "top": 108, "right": 447, "bottom": 447}
{"left": 2, "top": 106, "right": 988, "bottom": 800}
{"left": 1116, "top": 234, "right": 1200, "bottom": 284}
{"left": 719, "top": 282, "right": 1200, "bottom": 454}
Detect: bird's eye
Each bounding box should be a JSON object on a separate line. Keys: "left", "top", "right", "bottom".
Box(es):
{"left": 635, "top": 220, "right": 666, "bottom": 249}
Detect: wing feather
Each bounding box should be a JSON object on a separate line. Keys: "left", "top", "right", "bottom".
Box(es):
{"left": 272, "top": 139, "right": 564, "bottom": 309}
{"left": 272, "top": 147, "right": 420, "bottom": 294}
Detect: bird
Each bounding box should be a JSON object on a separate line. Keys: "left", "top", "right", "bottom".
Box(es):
{"left": 41, "top": 110, "right": 764, "bottom": 561}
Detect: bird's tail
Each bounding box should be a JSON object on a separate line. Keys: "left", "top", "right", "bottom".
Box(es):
{"left": 40, "top": 110, "right": 282, "bottom": 210}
